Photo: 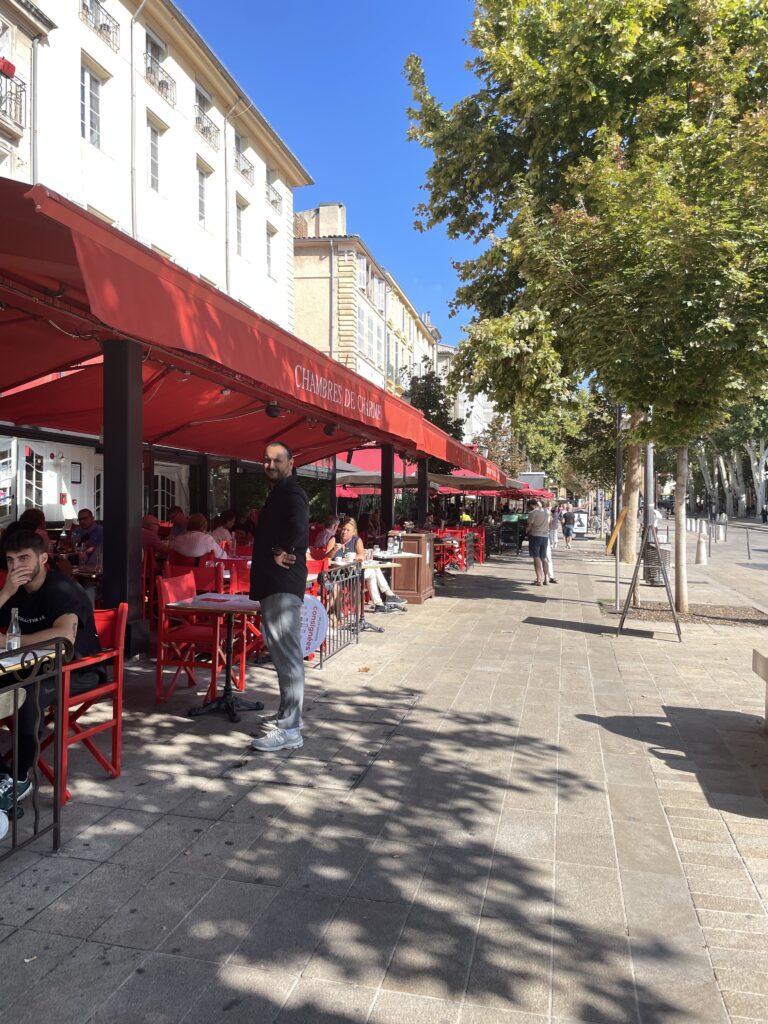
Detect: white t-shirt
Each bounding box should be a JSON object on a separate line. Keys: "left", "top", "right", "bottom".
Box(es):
{"left": 211, "top": 526, "right": 233, "bottom": 544}
{"left": 170, "top": 531, "right": 226, "bottom": 560}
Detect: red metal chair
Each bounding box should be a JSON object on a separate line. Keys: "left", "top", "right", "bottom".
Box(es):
{"left": 38, "top": 602, "right": 128, "bottom": 806}
{"left": 155, "top": 573, "right": 227, "bottom": 705}
{"left": 168, "top": 549, "right": 200, "bottom": 568}
{"left": 164, "top": 561, "right": 225, "bottom": 594}
{"left": 234, "top": 543, "right": 252, "bottom": 558}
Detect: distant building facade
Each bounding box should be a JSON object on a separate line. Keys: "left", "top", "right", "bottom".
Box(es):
{"left": 293, "top": 203, "right": 439, "bottom": 394}
{"left": 10, "top": 0, "right": 311, "bottom": 332}
{"left": 436, "top": 343, "right": 496, "bottom": 443}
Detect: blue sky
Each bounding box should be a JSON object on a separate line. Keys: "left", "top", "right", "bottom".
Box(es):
{"left": 177, "top": 0, "right": 480, "bottom": 346}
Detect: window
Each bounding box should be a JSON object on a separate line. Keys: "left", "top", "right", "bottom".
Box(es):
{"left": 145, "top": 29, "right": 165, "bottom": 64}
{"left": 24, "top": 448, "right": 43, "bottom": 510}
{"left": 367, "top": 315, "right": 374, "bottom": 361}
{"left": 374, "top": 278, "right": 386, "bottom": 311}
{"left": 0, "top": 443, "right": 12, "bottom": 521}
{"left": 376, "top": 323, "right": 384, "bottom": 367}
{"left": 197, "top": 166, "right": 207, "bottom": 225}
{"left": 80, "top": 65, "right": 101, "bottom": 147}
{"left": 357, "top": 254, "right": 367, "bottom": 290}
{"left": 147, "top": 120, "right": 159, "bottom": 191}
{"left": 94, "top": 472, "right": 102, "bottom": 520}
{"left": 235, "top": 197, "right": 247, "bottom": 256}
{"left": 266, "top": 225, "right": 276, "bottom": 278}
{"left": 358, "top": 307, "right": 365, "bottom": 352}
{"left": 153, "top": 474, "right": 176, "bottom": 520}
{"left": 195, "top": 85, "right": 211, "bottom": 112}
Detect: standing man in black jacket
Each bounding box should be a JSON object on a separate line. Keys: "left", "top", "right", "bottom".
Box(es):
{"left": 250, "top": 442, "right": 309, "bottom": 752}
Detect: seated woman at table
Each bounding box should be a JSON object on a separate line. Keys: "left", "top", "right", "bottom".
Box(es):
{"left": 211, "top": 509, "right": 236, "bottom": 548}
{"left": 169, "top": 513, "right": 226, "bottom": 561}
{"left": 330, "top": 517, "right": 406, "bottom": 613}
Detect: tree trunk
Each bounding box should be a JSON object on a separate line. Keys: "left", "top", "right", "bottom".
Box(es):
{"left": 717, "top": 454, "right": 734, "bottom": 518}
{"left": 729, "top": 451, "right": 747, "bottom": 516}
{"left": 745, "top": 439, "right": 768, "bottom": 514}
{"left": 675, "top": 445, "right": 689, "bottom": 614}
{"left": 619, "top": 409, "right": 643, "bottom": 564}
{"left": 697, "top": 446, "right": 715, "bottom": 503}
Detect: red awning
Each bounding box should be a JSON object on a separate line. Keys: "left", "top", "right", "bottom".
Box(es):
{"left": 0, "top": 181, "right": 505, "bottom": 474}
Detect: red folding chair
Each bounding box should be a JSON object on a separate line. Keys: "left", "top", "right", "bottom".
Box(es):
{"left": 155, "top": 573, "right": 227, "bottom": 705}
{"left": 168, "top": 549, "right": 199, "bottom": 568}
{"left": 164, "top": 562, "right": 225, "bottom": 593}
{"left": 37, "top": 602, "right": 128, "bottom": 806}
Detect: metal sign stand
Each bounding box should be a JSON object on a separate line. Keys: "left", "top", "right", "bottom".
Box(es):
{"left": 618, "top": 524, "right": 682, "bottom": 642}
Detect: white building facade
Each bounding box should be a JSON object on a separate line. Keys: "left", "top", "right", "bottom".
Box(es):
{"left": 10, "top": 0, "right": 311, "bottom": 332}
{"left": 437, "top": 343, "right": 496, "bottom": 443}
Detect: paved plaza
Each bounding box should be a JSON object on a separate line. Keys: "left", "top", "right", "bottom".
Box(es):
{"left": 2, "top": 534, "right": 768, "bottom": 1023}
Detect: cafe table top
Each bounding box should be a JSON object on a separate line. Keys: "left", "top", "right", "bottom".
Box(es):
{"left": 168, "top": 593, "right": 261, "bottom": 614}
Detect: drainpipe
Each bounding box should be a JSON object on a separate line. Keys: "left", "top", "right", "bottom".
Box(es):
{"left": 223, "top": 100, "right": 239, "bottom": 295}
{"left": 328, "top": 238, "right": 334, "bottom": 358}
{"left": 130, "top": 0, "right": 151, "bottom": 239}
{"left": 31, "top": 34, "right": 42, "bottom": 182}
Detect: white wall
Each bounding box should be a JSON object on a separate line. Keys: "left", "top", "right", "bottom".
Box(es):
{"left": 31, "top": 0, "right": 299, "bottom": 331}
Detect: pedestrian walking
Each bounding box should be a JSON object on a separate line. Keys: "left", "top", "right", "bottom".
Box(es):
{"left": 526, "top": 500, "right": 550, "bottom": 586}
{"left": 562, "top": 504, "right": 576, "bottom": 548}
{"left": 761, "top": 504, "right": 767, "bottom": 524}
{"left": 546, "top": 504, "right": 559, "bottom": 583}
{"left": 249, "top": 442, "right": 309, "bottom": 752}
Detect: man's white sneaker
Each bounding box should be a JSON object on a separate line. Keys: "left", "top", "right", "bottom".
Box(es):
{"left": 253, "top": 713, "right": 303, "bottom": 733}
{"left": 0, "top": 810, "right": 8, "bottom": 840}
{"left": 251, "top": 727, "right": 303, "bottom": 752}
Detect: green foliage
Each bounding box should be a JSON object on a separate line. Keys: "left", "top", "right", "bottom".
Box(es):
{"left": 407, "top": 0, "right": 768, "bottom": 445}
{"left": 472, "top": 414, "right": 525, "bottom": 477}
{"left": 405, "top": 361, "right": 465, "bottom": 474}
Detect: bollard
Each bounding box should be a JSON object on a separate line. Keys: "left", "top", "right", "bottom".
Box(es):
{"left": 747, "top": 529, "right": 752, "bottom": 560}
{"left": 696, "top": 534, "right": 708, "bottom": 564}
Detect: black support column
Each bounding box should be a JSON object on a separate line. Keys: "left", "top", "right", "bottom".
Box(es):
{"left": 329, "top": 456, "right": 338, "bottom": 516}
{"left": 102, "top": 340, "right": 145, "bottom": 653}
{"left": 381, "top": 444, "right": 394, "bottom": 534}
{"left": 143, "top": 445, "right": 155, "bottom": 515}
{"left": 416, "top": 457, "right": 429, "bottom": 526}
{"left": 229, "top": 459, "right": 238, "bottom": 513}
{"left": 196, "top": 453, "right": 210, "bottom": 519}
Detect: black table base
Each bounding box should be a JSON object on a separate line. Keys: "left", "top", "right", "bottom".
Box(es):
{"left": 188, "top": 612, "right": 264, "bottom": 724}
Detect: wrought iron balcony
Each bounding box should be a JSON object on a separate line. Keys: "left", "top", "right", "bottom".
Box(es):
{"left": 194, "top": 105, "right": 220, "bottom": 150}
{"left": 235, "top": 148, "right": 254, "bottom": 184}
{"left": 265, "top": 180, "right": 282, "bottom": 215}
{"left": 144, "top": 52, "right": 176, "bottom": 106}
{"left": 0, "top": 76, "right": 25, "bottom": 130}
{"left": 80, "top": 1, "right": 120, "bottom": 51}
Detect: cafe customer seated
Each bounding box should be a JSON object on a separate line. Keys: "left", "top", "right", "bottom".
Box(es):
{"left": 141, "top": 514, "right": 168, "bottom": 561}
{"left": 0, "top": 530, "right": 103, "bottom": 813}
{"left": 169, "top": 513, "right": 226, "bottom": 561}
{"left": 330, "top": 517, "right": 407, "bottom": 613}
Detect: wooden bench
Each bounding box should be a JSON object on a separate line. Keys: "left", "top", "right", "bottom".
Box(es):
{"left": 751, "top": 649, "right": 768, "bottom": 733}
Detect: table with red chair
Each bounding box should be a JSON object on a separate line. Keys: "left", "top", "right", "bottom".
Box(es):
{"left": 167, "top": 590, "right": 265, "bottom": 723}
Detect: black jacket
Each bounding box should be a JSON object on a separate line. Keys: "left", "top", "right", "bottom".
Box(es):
{"left": 249, "top": 474, "right": 309, "bottom": 600}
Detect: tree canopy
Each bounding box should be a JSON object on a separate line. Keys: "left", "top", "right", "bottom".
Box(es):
{"left": 406, "top": 0, "right": 768, "bottom": 443}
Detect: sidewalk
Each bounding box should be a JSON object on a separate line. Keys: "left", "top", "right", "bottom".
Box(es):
{"left": 1, "top": 545, "right": 767, "bottom": 1023}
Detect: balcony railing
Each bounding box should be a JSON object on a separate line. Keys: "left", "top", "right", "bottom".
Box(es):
{"left": 80, "top": 0, "right": 120, "bottom": 51}
{"left": 0, "top": 76, "right": 26, "bottom": 129}
{"left": 235, "top": 148, "right": 254, "bottom": 184}
{"left": 265, "top": 180, "right": 282, "bottom": 215}
{"left": 144, "top": 52, "right": 176, "bottom": 106}
{"left": 194, "top": 105, "right": 220, "bottom": 150}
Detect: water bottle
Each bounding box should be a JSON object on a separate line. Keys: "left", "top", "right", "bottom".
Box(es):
{"left": 6, "top": 608, "right": 21, "bottom": 651}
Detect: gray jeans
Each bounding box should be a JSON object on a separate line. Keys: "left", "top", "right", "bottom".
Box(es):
{"left": 259, "top": 592, "right": 304, "bottom": 730}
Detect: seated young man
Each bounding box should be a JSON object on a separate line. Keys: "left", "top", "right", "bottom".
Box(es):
{"left": 0, "top": 530, "right": 102, "bottom": 813}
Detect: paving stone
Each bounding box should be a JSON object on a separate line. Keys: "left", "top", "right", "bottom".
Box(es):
{"left": 464, "top": 913, "right": 551, "bottom": 1013}
{"left": 0, "top": 855, "right": 97, "bottom": 927}
{"left": 60, "top": 807, "right": 160, "bottom": 861}
{"left": 231, "top": 889, "right": 341, "bottom": 974}
{"left": 91, "top": 869, "right": 216, "bottom": 949}
{"left": 368, "top": 991, "right": 461, "bottom": 1023}
{"left": 157, "top": 877, "right": 277, "bottom": 962}
{"left": 178, "top": 963, "right": 296, "bottom": 1023}
{"left": 0, "top": 928, "right": 82, "bottom": 1015}
{"left": 26, "top": 861, "right": 146, "bottom": 939}
{"left": 274, "top": 977, "right": 376, "bottom": 1022}
{"left": 304, "top": 896, "right": 410, "bottom": 987}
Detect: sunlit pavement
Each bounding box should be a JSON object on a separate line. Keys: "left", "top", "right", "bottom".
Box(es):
{"left": 2, "top": 543, "right": 767, "bottom": 1023}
